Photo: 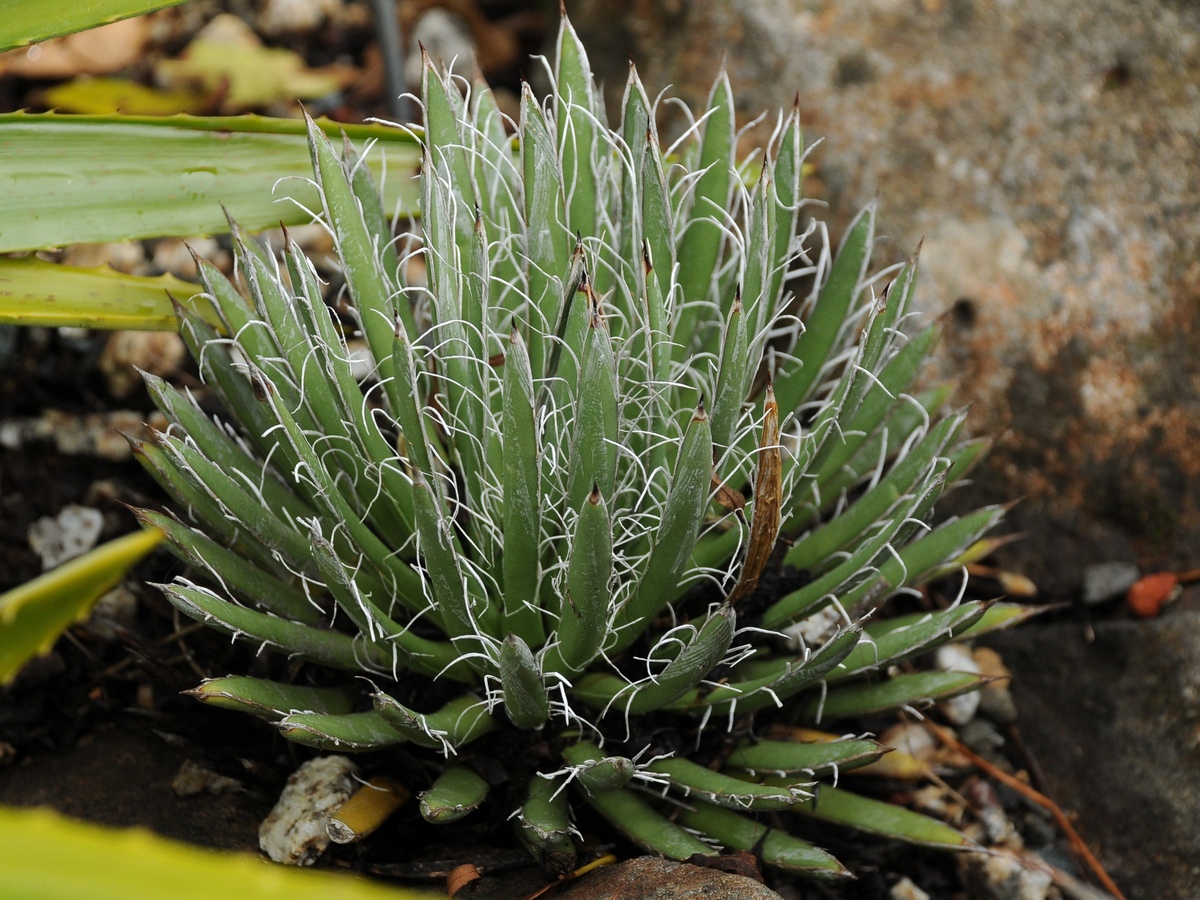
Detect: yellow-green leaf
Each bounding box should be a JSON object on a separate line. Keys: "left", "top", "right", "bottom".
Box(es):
{"left": 157, "top": 40, "right": 343, "bottom": 111}
{"left": 40, "top": 77, "right": 210, "bottom": 116}
{"left": 0, "top": 804, "right": 434, "bottom": 899}
{"left": 0, "top": 527, "right": 162, "bottom": 684}
{"left": 0, "top": 0, "right": 188, "bottom": 52}
{"left": 0, "top": 257, "right": 216, "bottom": 330}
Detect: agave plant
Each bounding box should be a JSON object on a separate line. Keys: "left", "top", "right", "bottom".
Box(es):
{"left": 133, "top": 15, "right": 1021, "bottom": 878}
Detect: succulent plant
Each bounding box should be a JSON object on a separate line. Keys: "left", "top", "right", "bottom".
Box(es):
{"left": 133, "top": 15, "right": 1026, "bottom": 879}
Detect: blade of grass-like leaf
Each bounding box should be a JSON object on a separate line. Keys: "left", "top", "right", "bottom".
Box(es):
{"left": 0, "top": 257, "right": 215, "bottom": 330}
{"left": 0, "top": 113, "right": 420, "bottom": 252}
{"left": 0, "top": 527, "right": 162, "bottom": 683}
{"left": 0, "top": 0, "right": 189, "bottom": 51}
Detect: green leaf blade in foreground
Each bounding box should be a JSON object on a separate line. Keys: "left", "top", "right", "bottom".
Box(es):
{"left": 0, "top": 805, "right": 433, "bottom": 899}
{"left": 0, "top": 0, "right": 190, "bottom": 51}
{"left": 0, "top": 113, "right": 420, "bottom": 252}
{"left": 0, "top": 527, "right": 162, "bottom": 684}
{"left": 0, "top": 258, "right": 215, "bottom": 330}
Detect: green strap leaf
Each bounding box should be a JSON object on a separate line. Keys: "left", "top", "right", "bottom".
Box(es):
{"left": 545, "top": 485, "right": 613, "bottom": 676}
{"left": 372, "top": 693, "right": 496, "bottom": 751}
{"left": 614, "top": 406, "right": 713, "bottom": 645}
{"left": 774, "top": 206, "right": 874, "bottom": 412}
{"left": 832, "top": 601, "right": 990, "bottom": 682}
{"left": 161, "top": 582, "right": 395, "bottom": 675}
{"left": 515, "top": 775, "right": 576, "bottom": 875}
{"left": 501, "top": 329, "right": 546, "bottom": 642}
{"left": 0, "top": 112, "right": 420, "bottom": 252}
{"left": 133, "top": 507, "right": 323, "bottom": 627}
{"left": 672, "top": 72, "right": 734, "bottom": 361}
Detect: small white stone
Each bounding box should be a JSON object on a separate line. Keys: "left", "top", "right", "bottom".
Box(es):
{"left": 259, "top": 755, "right": 359, "bottom": 866}
{"left": 890, "top": 875, "right": 931, "bottom": 900}
{"left": 967, "top": 849, "right": 1053, "bottom": 900}
{"left": 878, "top": 721, "right": 938, "bottom": 763}
{"left": 172, "top": 759, "right": 243, "bottom": 797}
{"left": 259, "top": 0, "right": 335, "bottom": 36}
{"left": 936, "top": 643, "right": 983, "bottom": 725}
{"left": 28, "top": 504, "right": 104, "bottom": 570}
{"left": 99, "top": 330, "right": 186, "bottom": 398}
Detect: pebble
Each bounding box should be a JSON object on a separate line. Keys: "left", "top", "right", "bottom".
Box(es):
{"left": 963, "top": 848, "right": 1053, "bottom": 900}
{"left": 259, "top": 755, "right": 359, "bottom": 866}
{"left": 890, "top": 876, "right": 931, "bottom": 900}
{"left": 406, "top": 9, "right": 476, "bottom": 85}
{"left": 960, "top": 718, "right": 1005, "bottom": 755}
{"left": 557, "top": 856, "right": 782, "bottom": 900}
{"left": 172, "top": 759, "right": 243, "bottom": 797}
{"left": 27, "top": 504, "right": 104, "bottom": 570}
{"left": 58, "top": 241, "right": 147, "bottom": 274}
{"left": 85, "top": 585, "right": 140, "bottom": 641}
{"left": 259, "top": 0, "right": 336, "bottom": 37}
{"left": 98, "top": 330, "right": 187, "bottom": 398}
{"left": 974, "top": 647, "right": 1018, "bottom": 724}
{"left": 1082, "top": 561, "right": 1141, "bottom": 606}
{"left": 0, "top": 409, "right": 161, "bottom": 461}
{"left": 151, "top": 237, "right": 223, "bottom": 279}
{"left": 935, "top": 643, "right": 982, "bottom": 726}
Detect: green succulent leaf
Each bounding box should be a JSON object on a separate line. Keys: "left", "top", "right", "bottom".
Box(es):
{"left": 723, "top": 737, "right": 887, "bottom": 777}
{"left": 186, "top": 677, "right": 357, "bottom": 720}
{"left": 676, "top": 802, "right": 850, "bottom": 878}
{"left": 795, "top": 784, "right": 976, "bottom": 851}
{"left": 804, "top": 670, "right": 990, "bottom": 722}
{"left": 515, "top": 774, "right": 577, "bottom": 875}
{"left": 648, "top": 756, "right": 811, "bottom": 811}
{"left": 276, "top": 709, "right": 410, "bottom": 752}
{"left": 419, "top": 765, "right": 490, "bottom": 824}
{"left": 562, "top": 744, "right": 715, "bottom": 861}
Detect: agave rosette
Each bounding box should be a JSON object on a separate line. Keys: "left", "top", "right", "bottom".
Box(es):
{"left": 134, "top": 16, "right": 1021, "bottom": 877}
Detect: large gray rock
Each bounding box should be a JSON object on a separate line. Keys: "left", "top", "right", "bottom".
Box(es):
{"left": 986, "top": 607, "right": 1200, "bottom": 900}
{"left": 570, "top": 0, "right": 1200, "bottom": 592}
